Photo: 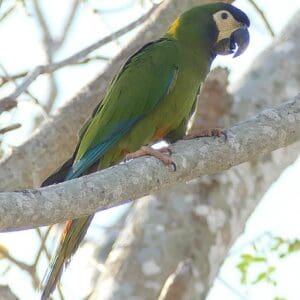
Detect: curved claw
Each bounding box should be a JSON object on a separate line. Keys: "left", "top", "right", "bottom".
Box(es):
{"left": 231, "top": 26, "right": 250, "bottom": 58}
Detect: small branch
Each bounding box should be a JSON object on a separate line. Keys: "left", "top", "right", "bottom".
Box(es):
{"left": 0, "top": 63, "right": 46, "bottom": 115}
{"left": 74, "top": 55, "right": 111, "bottom": 65}
{"left": 0, "top": 123, "right": 21, "bottom": 135}
{"left": 32, "top": 0, "right": 58, "bottom": 114}
{"left": 0, "top": 3, "right": 160, "bottom": 104}
{"left": 0, "top": 245, "right": 32, "bottom": 274}
{"left": 0, "top": 2, "right": 18, "bottom": 22}
{"left": 55, "top": 0, "right": 80, "bottom": 49}
{"left": 0, "top": 98, "right": 17, "bottom": 113}
{"left": 0, "top": 71, "right": 28, "bottom": 87}
{"left": 32, "top": 0, "right": 52, "bottom": 48}
{"left": 33, "top": 226, "right": 52, "bottom": 268}
{"left": 247, "top": 0, "right": 275, "bottom": 37}
{"left": 0, "top": 55, "right": 109, "bottom": 88}
{"left": 0, "top": 55, "right": 109, "bottom": 90}
{"left": 0, "top": 96, "right": 300, "bottom": 231}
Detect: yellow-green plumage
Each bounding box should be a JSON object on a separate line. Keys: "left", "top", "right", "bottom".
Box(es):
{"left": 85, "top": 39, "right": 210, "bottom": 169}
{"left": 41, "top": 3, "right": 250, "bottom": 299}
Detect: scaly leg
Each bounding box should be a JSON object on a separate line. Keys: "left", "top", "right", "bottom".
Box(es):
{"left": 125, "top": 146, "right": 176, "bottom": 169}
{"left": 184, "top": 128, "right": 227, "bottom": 140}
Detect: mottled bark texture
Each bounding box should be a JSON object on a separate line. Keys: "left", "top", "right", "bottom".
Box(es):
{"left": 0, "top": 0, "right": 228, "bottom": 191}
{"left": 90, "top": 12, "right": 300, "bottom": 300}
{"left": 0, "top": 96, "right": 299, "bottom": 232}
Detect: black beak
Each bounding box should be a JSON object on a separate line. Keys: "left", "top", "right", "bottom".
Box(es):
{"left": 212, "top": 25, "right": 250, "bottom": 58}
{"left": 230, "top": 26, "right": 250, "bottom": 57}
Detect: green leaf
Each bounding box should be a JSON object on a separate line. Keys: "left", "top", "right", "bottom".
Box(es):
{"left": 268, "top": 266, "right": 276, "bottom": 274}
{"left": 252, "top": 272, "right": 267, "bottom": 284}
{"left": 288, "top": 240, "right": 300, "bottom": 253}
{"left": 241, "top": 253, "right": 266, "bottom": 263}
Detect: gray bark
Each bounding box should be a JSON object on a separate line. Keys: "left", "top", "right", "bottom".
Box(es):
{"left": 0, "top": 0, "right": 226, "bottom": 191}
{"left": 90, "top": 12, "right": 300, "bottom": 300}
{"left": 0, "top": 285, "right": 18, "bottom": 300}
{"left": 0, "top": 97, "right": 299, "bottom": 232}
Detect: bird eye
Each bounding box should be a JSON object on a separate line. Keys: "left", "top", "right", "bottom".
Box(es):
{"left": 221, "top": 12, "right": 228, "bottom": 20}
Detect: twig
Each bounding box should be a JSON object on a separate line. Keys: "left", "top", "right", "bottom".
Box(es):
{"left": 0, "top": 123, "right": 21, "bottom": 135}
{"left": 55, "top": 0, "right": 80, "bottom": 49}
{"left": 0, "top": 3, "right": 159, "bottom": 104}
{"left": 0, "top": 63, "right": 47, "bottom": 116}
{"left": 32, "top": 0, "right": 58, "bottom": 113}
{"left": 0, "top": 1, "right": 18, "bottom": 22}
{"left": 0, "top": 98, "right": 17, "bottom": 113}
{"left": 32, "top": 0, "right": 52, "bottom": 48}
{"left": 33, "top": 226, "right": 52, "bottom": 267}
{"left": 0, "top": 71, "right": 28, "bottom": 87}
{"left": 75, "top": 55, "right": 111, "bottom": 64}
{"left": 0, "top": 246, "right": 31, "bottom": 273}
{"left": 32, "top": 1, "right": 79, "bottom": 113}
{"left": 0, "top": 244, "right": 40, "bottom": 288}
{"left": 35, "top": 226, "right": 65, "bottom": 299}
{"left": 0, "top": 54, "right": 109, "bottom": 88}
{"left": 247, "top": 0, "right": 275, "bottom": 37}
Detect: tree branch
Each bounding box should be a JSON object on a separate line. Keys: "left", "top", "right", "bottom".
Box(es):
{"left": 0, "top": 96, "right": 299, "bottom": 232}
{"left": 0, "top": 2, "right": 160, "bottom": 107}
{"left": 0, "top": 123, "right": 21, "bottom": 135}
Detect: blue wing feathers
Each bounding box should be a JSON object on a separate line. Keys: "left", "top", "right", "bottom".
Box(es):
{"left": 65, "top": 118, "right": 139, "bottom": 180}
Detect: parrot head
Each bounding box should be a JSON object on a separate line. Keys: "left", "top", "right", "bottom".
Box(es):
{"left": 167, "top": 2, "right": 250, "bottom": 59}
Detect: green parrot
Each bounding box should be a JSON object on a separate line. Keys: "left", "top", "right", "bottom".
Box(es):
{"left": 41, "top": 3, "right": 250, "bottom": 299}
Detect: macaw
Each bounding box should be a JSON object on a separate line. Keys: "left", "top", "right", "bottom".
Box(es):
{"left": 41, "top": 3, "right": 250, "bottom": 299}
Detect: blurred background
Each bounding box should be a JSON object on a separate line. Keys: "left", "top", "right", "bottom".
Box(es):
{"left": 0, "top": 0, "right": 300, "bottom": 299}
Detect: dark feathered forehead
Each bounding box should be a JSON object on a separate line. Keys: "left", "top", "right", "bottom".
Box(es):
{"left": 220, "top": 3, "right": 250, "bottom": 26}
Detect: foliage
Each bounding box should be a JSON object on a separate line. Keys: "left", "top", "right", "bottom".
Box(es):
{"left": 237, "top": 234, "right": 300, "bottom": 300}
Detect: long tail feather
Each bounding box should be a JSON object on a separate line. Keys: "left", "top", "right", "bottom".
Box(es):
{"left": 41, "top": 215, "right": 94, "bottom": 300}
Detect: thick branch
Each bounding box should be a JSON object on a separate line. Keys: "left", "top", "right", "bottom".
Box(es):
{"left": 0, "top": 3, "right": 160, "bottom": 107}
{"left": 0, "top": 96, "right": 299, "bottom": 231}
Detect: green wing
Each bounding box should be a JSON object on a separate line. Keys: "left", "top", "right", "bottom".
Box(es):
{"left": 66, "top": 39, "right": 178, "bottom": 179}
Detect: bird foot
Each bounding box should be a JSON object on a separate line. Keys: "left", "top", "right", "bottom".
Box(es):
{"left": 125, "top": 146, "right": 176, "bottom": 170}
{"left": 184, "top": 128, "right": 227, "bottom": 140}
